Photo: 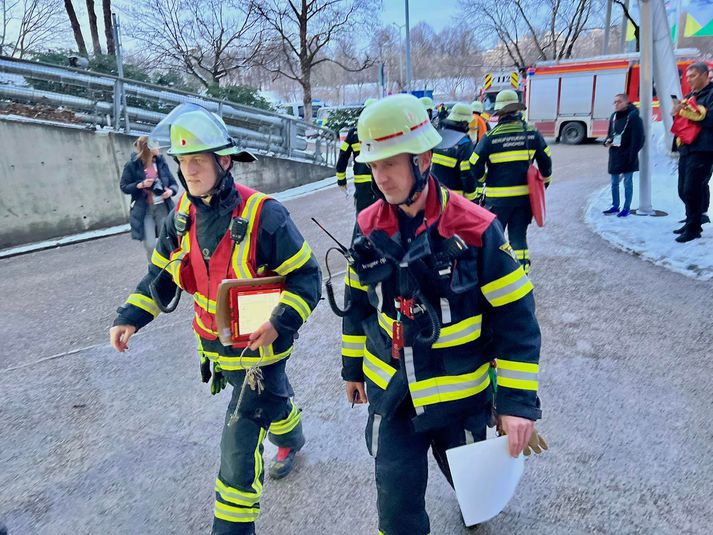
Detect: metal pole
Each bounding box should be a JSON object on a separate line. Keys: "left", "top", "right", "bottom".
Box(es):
{"left": 398, "top": 27, "right": 404, "bottom": 89}
{"left": 404, "top": 0, "right": 412, "bottom": 93}
{"left": 603, "top": 0, "right": 612, "bottom": 55}
{"left": 619, "top": 0, "right": 630, "bottom": 53}
{"left": 637, "top": 0, "right": 654, "bottom": 215}
{"left": 112, "top": 13, "right": 130, "bottom": 133}
{"left": 674, "top": 0, "right": 683, "bottom": 50}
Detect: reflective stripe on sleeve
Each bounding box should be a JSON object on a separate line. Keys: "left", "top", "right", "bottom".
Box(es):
{"left": 340, "top": 141, "right": 350, "bottom": 151}
{"left": 126, "top": 293, "right": 160, "bottom": 317}
{"left": 342, "top": 334, "right": 366, "bottom": 358}
{"left": 353, "top": 174, "right": 372, "bottom": 183}
{"left": 279, "top": 291, "right": 312, "bottom": 322}
{"left": 274, "top": 241, "right": 312, "bottom": 276}
{"left": 151, "top": 249, "right": 170, "bottom": 270}
{"left": 481, "top": 266, "right": 533, "bottom": 307}
{"left": 496, "top": 359, "right": 539, "bottom": 391}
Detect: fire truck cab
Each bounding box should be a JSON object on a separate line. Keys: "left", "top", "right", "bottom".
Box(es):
{"left": 525, "top": 52, "right": 707, "bottom": 144}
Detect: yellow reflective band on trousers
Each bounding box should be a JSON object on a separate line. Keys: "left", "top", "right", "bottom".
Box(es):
{"left": 126, "top": 293, "right": 160, "bottom": 317}
{"left": 342, "top": 334, "right": 366, "bottom": 358}
{"left": 380, "top": 313, "right": 482, "bottom": 349}
{"left": 194, "top": 292, "right": 217, "bottom": 314}
{"left": 409, "top": 362, "right": 490, "bottom": 407}
{"left": 363, "top": 347, "right": 396, "bottom": 390}
{"left": 269, "top": 401, "right": 301, "bottom": 435}
{"left": 279, "top": 290, "right": 312, "bottom": 322}
{"left": 486, "top": 185, "right": 530, "bottom": 197}
{"left": 231, "top": 192, "right": 269, "bottom": 279}
{"left": 489, "top": 149, "right": 536, "bottom": 164}
{"left": 274, "top": 241, "right": 312, "bottom": 276}
{"left": 496, "top": 359, "right": 539, "bottom": 391}
{"left": 353, "top": 174, "right": 372, "bottom": 183}
{"left": 432, "top": 153, "right": 458, "bottom": 168}
{"left": 481, "top": 266, "right": 533, "bottom": 307}
{"left": 215, "top": 478, "right": 261, "bottom": 507}
{"left": 345, "top": 266, "right": 368, "bottom": 291}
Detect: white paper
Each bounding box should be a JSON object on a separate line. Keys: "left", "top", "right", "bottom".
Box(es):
{"left": 237, "top": 290, "right": 282, "bottom": 334}
{"left": 445, "top": 435, "right": 524, "bottom": 526}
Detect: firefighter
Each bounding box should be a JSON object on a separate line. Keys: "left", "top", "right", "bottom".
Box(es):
{"left": 430, "top": 102, "right": 477, "bottom": 201}
{"left": 419, "top": 96, "right": 434, "bottom": 121}
{"left": 469, "top": 100, "right": 490, "bottom": 143}
{"left": 470, "top": 89, "right": 552, "bottom": 274}
{"left": 339, "top": 94, "right": 543, "bottom": 535}
{"left": 109, "top": 104, "right": 321, "bottom": 535}
{"left": 336, "top": 97, "right": 379, "bottom": 213}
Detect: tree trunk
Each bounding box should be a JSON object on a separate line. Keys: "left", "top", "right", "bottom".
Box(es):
{"left": 301, "top": 60, "right": 312, "bottom": 123}
{"left": 86, "top": 0, "right": 102, "bottom": 56}
{"left": 102, "top": 0, "right": 115, "bottom": 55}
{"left": 64, "top": 0, "right": 88, "bottom": 57}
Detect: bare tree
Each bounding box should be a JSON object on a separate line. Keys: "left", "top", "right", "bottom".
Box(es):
{"left": 462, "top": 0, "right": 603, "bottom": 68}
{"left": 613, "top": 0, "right": 638, "bottom": 51}
{"left": 63, "top": 0, "right": 87, "bottom": 56}
{"left": 124, "top": 0, "right": 262, "bottom": 88}
{"left": 251, "top": 0, "right": 376, "bottom": 122}
{"left": 11, "top": 0, "right": 66, "bottom": 58}
{"left": 85, "top": 0, "right": 101, "bottom": 55}
{"left": 102, "top": 0, "right": 113, "bottom": 55}
{"left": 1, "top": 0, "right": 20, "bottom": 56}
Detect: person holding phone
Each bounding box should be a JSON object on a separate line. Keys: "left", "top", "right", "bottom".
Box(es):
{"left": 602, "top": 93, "right": 644, "bottom": 218}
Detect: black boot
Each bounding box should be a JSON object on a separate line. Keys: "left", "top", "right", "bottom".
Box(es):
{"left": 673, "top": 225, "right": 687, "bottom": 234}
{"left": 675, "top": 230, "right": 702, "bottom": 242}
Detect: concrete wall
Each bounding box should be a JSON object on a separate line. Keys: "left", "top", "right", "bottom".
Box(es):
{"left": 0, "top": 117, "right": 334, "bottom": 249}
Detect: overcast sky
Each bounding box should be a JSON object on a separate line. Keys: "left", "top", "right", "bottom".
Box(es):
{"left": 380, "top": 0, "right": 458, "bottom": 33}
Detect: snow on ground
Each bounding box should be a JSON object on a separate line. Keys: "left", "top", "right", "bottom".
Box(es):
{"left": 585, "top": 124, "right": 713, "bottom": 281}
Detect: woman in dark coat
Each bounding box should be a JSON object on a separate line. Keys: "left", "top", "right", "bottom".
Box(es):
{"left": 603, "top": 93, "right": 645, "bottom": 217}
{"left": 120, "top": 136, "right": 179, "bottom": 259}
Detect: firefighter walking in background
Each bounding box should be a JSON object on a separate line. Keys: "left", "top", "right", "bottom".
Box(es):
{"left": 470, "top": 89, "right": 552, "bottom": 274}
{"left": 469, "top": 100, "right": 490, "bottom": 143}
{"left": 109, "top": 104, "right": 321, "bottom": 535}
{"left": 338, "top": 94, "right": 543, "bottom": 535}
{"left": 431, "top": 102, "right": 477, "bottom": 201}
{"left": 336, "top": 98, "right": 379, "bottom": 213}
{"left": 419, "top": 96, "right": 434, "bottom": 121}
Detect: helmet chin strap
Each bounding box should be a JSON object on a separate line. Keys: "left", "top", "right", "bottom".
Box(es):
{"left": 397, "top": 155, "right": 429, "bottom": 207}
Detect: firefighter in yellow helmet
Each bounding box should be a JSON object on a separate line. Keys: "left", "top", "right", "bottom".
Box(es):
{"left": 335, "top": 94, "right": 544, "bottom": 534}
{"left": 469, "top": 99, "right": 490, "bottom": 143}
{"left": 469, "top": 89, "right": 552, "bottom": 274}
{"left": 336, "top": 97, "right": 379, "bottom": 213}
{"left": 109, "top": 103, "right": 322, "bottom": 534}
{"left": 431, "top": 102, "right": 478, "bottom": 201}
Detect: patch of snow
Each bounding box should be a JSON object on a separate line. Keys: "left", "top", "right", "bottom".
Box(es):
{"left": 585, "top": 123, "right": 713, "bottom": 281}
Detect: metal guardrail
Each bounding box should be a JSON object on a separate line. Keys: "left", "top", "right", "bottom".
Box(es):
{"left": 0, "top": 55, "right": 337, "bottom": 166}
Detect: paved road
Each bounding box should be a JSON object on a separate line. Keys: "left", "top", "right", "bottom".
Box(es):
{"left": 2, "top": 143, "right": 712, "bottom": 535}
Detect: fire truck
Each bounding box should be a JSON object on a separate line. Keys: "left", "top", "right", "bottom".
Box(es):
{"left": 524, "top": 52, "right": 707, "bottom": 144}
{"left": 481, "top": 70, "right": 524, "bottom": 113}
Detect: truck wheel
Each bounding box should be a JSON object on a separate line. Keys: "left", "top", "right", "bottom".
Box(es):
{"left": 560, "top": 122, "right": 586, "bottom": 145}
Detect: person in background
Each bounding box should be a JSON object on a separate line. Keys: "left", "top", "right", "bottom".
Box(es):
{"left": 672, "top": 62, "right": 713, "bottom": 242}
{"left": 602, "top": 93, "right": 644, "bottom": 218}
{"left": 120, "top": 136, "right": 179, "bottom": 259}
{"left": 469, "top": 100, "right": 490, "bottom": 143}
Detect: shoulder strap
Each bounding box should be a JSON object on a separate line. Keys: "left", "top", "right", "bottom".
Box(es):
{"left": 174, "top": 192, "right": 192, "bottom": 236}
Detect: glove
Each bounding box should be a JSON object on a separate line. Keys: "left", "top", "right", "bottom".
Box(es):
{"left": 523, "top": 428, "right": 548, "bottom": 456}
{"left": 496, "top": 420, "right": 549, "bottom": 457}
{"left": 210, "top": 362, "right": 227, "bottom": 395}
{"left": 200, "top": 356, "right": 228, "bottom": 395}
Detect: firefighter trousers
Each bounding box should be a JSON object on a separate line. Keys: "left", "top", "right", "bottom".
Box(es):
{"left": 365, "top": 406, "right": 486, "bottom": 535}
{"left": 211, "top": 371, "right": 304, "bottom": 535}
{"left": 489, "top": 204, "right": 533, "bottom": 273}
{"left": 678, "top": 152, "right": 713, "bottom": 233}
{"left": 354, "top": 181, "right": 379, "bottom": 214}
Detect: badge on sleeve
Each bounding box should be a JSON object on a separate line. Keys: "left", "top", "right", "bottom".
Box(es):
{"left": 499, "top": 242, "right": 519, "bottom": 262}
